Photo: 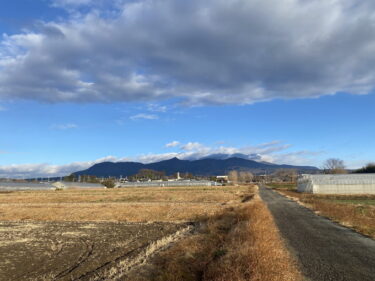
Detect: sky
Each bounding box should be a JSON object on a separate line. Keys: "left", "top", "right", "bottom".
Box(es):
{"left": 1, "top": 0, "right": 375, "bottom": 178}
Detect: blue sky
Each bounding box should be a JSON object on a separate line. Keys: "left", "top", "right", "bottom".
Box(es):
{"left": 0, "top": 0, "right": 375, "bottom": 177}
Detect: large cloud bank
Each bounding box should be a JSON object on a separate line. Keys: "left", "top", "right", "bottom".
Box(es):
{"left": 1, "top": 0, "right": 375, "bottom": 105}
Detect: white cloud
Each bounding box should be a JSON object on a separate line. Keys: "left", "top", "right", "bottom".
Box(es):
{"left": 0, "top": 155, "right": 122, "bottom": 179}
{"left": 181, "top": 142, "right": 206, "bottom": 151}
{"left": 1, "top": 1, "right": 375, "bottom": 105}
{"left": 130, "top": 113, "right": 158, "bottom": 120}
{"left": 51, "top": 123, "right": 78, "bottom": 130}
{"left": 147, "top": 103, "right": 167, "bottom": 112}
{"left": 51, "top": 0, "right": 94, "bottom": 7}
{"left": 138, "top": 141, "right": 320, "bottom": 166}
{"left": 165, "top": 141, "right": 180, "bottom": 148}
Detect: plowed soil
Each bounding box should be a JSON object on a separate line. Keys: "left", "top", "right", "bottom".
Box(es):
{"left": 0, "top": 221, "right": 187, "bottom": 281}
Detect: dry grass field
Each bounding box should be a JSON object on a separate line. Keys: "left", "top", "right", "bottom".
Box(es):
{"left": 0, "top": 185, "right": 302, "bottom": 281}
{"left": 0, "top": 186, "right": 248, "bottom": 222}
{"left": 278, "top": 189, "right": 375, "bottom": 238}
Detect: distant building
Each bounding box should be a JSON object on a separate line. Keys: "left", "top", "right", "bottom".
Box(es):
{"left": 119, "top": 177, "right": 129, "bottom": 183}
{"left": 216, "top": 176, "right": 229, "bottom": 183}
{"left": 298, "top": 174, "right": 375, "bottom": 194}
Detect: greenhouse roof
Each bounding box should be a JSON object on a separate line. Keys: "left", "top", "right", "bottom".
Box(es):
{"left": 299, "top": 174, "right": 375, "bottom": 185}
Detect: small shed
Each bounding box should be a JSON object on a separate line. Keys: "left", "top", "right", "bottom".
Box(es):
{"left": 297, "top": 174, "right": 375, "bottom": 194}
{"left": 52, "top": 182, "right": 66, "bottom": 190}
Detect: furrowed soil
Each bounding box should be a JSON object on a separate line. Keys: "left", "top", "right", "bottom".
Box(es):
{"left": 0, "top": 221, "right": 189, "bottom": 281}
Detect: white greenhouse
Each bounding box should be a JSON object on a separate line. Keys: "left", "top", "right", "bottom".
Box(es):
{"left": 297, "top": 174, "right": 375, "bottom": 194}
{"left": 0, "top": 181, "right": 104, "bottom": 191}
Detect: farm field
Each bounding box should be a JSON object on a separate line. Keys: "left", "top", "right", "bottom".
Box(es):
{"left": 0, "top": 186, "right": 248, "bottom": 222}
{"left": 0, "top": 185, "right": 301, "bottom": 281}
{"left": 266, "top": 182, "right": 297, "bottom": 190}
{"left": 0, "top": 221, "right": 187, "bottom": 281}
{"left": 331, "top": 199, "right": 375, "bottom": 205}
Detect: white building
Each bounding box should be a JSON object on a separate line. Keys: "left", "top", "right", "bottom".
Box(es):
{"left": 298, "top": 174, "right": 375, "bottom": 194}
{"left": 216, "top": 175, "right": 229, "bottom": 181}
{"left": 57, "top": 182, "right": 104, "bottom": 189}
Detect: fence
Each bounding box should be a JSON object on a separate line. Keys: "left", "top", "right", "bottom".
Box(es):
{"left": 117, "top": 180, "right": 217, "bottom": 188}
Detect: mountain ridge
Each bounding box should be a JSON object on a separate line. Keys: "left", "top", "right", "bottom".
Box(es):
{"left": 74, "top": 157, "right": 318, "bottom": 177}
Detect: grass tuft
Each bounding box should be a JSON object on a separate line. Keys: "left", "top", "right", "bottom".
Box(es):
{"left": 279, "top": 190, "right": 375, "bottom": 238}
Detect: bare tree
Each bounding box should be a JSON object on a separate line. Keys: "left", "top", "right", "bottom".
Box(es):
{"left": 133, "top": 169, "right": 165, "bottom": 180}
{"left": 274, "top": 169, "right": 297, "bottom": 182}
{"left": 228, "top": 170, "right": 239, "bottom": 184}
{"left": 238, "top": 171, "right": 254, "bottom": 183}
{"left": 323, "top": 158, "right": 347, "bottom": 174}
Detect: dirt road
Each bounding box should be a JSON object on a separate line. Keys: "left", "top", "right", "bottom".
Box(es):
{"left": 260, "top": 186, "right": 375, "bottom": 281}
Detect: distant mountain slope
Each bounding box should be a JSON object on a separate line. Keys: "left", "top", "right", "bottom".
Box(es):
{"left": 74, "top": 157, "right": 318, "bottom": 177}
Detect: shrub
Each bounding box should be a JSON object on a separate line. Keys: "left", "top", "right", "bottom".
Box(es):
{"left": 102, "top": 179, "right": 116, "bottom": 188}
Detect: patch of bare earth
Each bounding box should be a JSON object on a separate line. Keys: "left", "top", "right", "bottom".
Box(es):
{"left": 0, "top": 221, "right": 188, "bottom": 281}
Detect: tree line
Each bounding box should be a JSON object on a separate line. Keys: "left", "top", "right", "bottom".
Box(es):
{"left": 323, "top": 158, "right": 375, "bottom": 174}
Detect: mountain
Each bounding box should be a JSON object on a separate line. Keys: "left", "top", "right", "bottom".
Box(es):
{"left": 73, "top": 157, "right": 318, "bottom": 177}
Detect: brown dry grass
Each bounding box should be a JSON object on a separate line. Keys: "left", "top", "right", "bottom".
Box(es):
{"left": 0, "top": 202, "right": 226, "bottom": 222}
{"left": 0, "top": 186, "right": 246, "bottom": 204}
{"left": 0, "top": 186, "right": 251, "bottom": 222}
{"left": 279, "top": 189, "right": 375, "bottom": 238}
{"left": 132, "top": 198, "right": 302, "bottom": 281}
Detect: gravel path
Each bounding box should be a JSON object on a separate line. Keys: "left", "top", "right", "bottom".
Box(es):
{"left": 260, "top": 186, "right": 375, "bottom": 281}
